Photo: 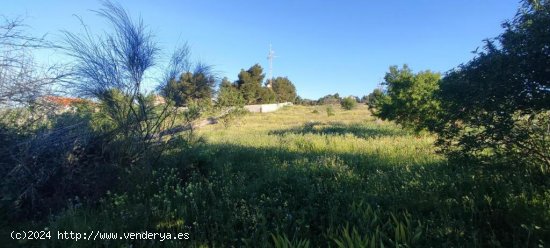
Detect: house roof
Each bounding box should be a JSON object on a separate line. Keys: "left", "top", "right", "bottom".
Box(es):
{"left": 43, "top": 96, "right": 87, "bottom": 107}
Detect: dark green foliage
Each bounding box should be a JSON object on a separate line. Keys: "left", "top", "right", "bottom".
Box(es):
{"left": 340, "top": 96, "right": 357, "bottom": 110}
{"left": 216, "top": 77, "right": 245, "bottom": 107}
{"left": 365, "top": 88, "right": 385, "bottom": 109}
{"left": 373, "top": 65, "right": 441, "bottom": 131}
{"left": 271, "top": 77, "right": 297, "bottom": 102}
{"left": 0, "top": 103, "right": 120, "bottom": 221}
{"left": 236, "top": 64, "right": 266, "bottom": 104}
{"left": 216, "top": 78, "right": 248, "bottom": 128}
{"left": 272, "top": 233, "right": 311, "bottom": 248}
{"left": 317, "top": 93, "right": 341, "bottom": 105}
{"left": 0, "top": 0, "right": 192, "bottom": 228}
{"left": 231, "top": 64, "right": 283, "bottom": 104}
{"left": 259, "top": 87, "right": 277, "bottom": 104}
{"left": 162, "top": 66, "right": 216, "bottom": 107}
{"left": 435, "top": 0, "right": 550, "bottom": 170}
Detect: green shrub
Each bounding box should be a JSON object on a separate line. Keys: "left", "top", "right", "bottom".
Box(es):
{"left": 374, "top": 65, "right": 440, "bottom": 131}
{"left": 0, "top": 107, "right": 123, "bottom": 222}
{"left": 340, "top": 97, "right": 357, "bottom": 110}
{"left": 435, "top": 1, "right": 550, "bottom": 171}
{"left": 219, "top": 107, "right": 249, "bottom": 128}
{"left": 217, "top": 79, "right": 245, "bottom": 108}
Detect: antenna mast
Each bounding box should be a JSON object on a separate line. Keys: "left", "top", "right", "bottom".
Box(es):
{"left": 267, "top": 44, "right": 276, "bottom": 88}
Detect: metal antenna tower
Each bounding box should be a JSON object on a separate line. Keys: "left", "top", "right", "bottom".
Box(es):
{"left": 267, "top": 44, "right": 276, "bottom": 88}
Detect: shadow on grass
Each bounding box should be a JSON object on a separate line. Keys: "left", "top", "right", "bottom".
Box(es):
{"left": 175, "top": 140, "right": 550, "bottom": 245}
{"left": 40, "top": 137, "right": 550, "bottom": 248}
{"left": 268, "top": 121, "right": 409, "bottom": 139}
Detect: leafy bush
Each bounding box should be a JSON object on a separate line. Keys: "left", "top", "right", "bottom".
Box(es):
{"left": 340, "top": 97, "right": 357, "bottom": 110}
{"left": 271, "top": 77, "right": 298, "bottom": 103}
{"left": 366, "top": 88, "right": 385, "bottom": 110}
{"left": 259, "top": 87, "right": 277, "bottom": 104}
{"left": 162, "top": 64, "right": 216, "bottom": 107}
{"left": 318, "top": 93, "right": 341, "bottom": 105}
{"left": 218, "top": 107, "right": 248, "bottom": 128}
{"left": 217, "top": 78, "right": 245, "bottom": 108}
{"left": 0, "top": 105, "right": 122, "bottom": 221}
{"left": 373, "top": 65, "right": 441, "bottom": 131}
{"left": 434, "top": 0, "right": 550, "bottom": 171}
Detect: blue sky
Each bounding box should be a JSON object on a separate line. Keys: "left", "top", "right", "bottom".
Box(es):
{"left": 4, "top": 0, "right": 520, "bottom": 99}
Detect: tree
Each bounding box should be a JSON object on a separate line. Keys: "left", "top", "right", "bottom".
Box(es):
{"left": 258, "top": 87, "right": 277, "bottom": 104}
{"left": 317, "top": 93, "right": 341, "bottom": 105}
{"left": 236, "top": 64, "right": 265, "bottom": 104}
{"left": 162, "top": 64, "right": 216, "bottom": 107}
{"left": 340, "top": 96, "right": 357, "bottom": 110}
{"left": 271, "top": 77, "right": 297, "bottom": 102}
{"left": 435, "top": 0, "right": 550, "bottom": 170}
{"left": 374, "top": 65, "right": 441, "bottom": 131}
{"left": 232, "top": 63, "right": 281, "bottom": 104}
{"left": 62, "top": 1, "right": 192, "bottom": 165}
{"left": 216, "top": 77, "right": 244, "bottom": 107}
{"left": 365, "top": 88, "right": 386, "bottom": 109}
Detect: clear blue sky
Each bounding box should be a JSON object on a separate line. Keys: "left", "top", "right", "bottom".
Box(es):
{"left": 4, "top": 0, "right": 521, "bottom": 99}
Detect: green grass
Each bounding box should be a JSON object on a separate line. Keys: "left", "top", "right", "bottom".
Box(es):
{"left": 30, "top": 105, "right": 550, "bottom": 247}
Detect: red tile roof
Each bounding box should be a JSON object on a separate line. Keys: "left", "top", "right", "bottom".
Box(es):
{"left": 44, "top": 96, "right": 87, "bottom": 107}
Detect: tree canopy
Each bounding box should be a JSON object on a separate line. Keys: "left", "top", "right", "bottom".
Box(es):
{"left": 216, "top": 77, "right": 244, "bottom": 107}
{"left": 236, "top": 64, "right": 265, "bottom": 104}
{"left": 365, "top": 88, "right": 385, "bottom": 109}
{"left": 434, "top": 0, "right": 550, "bottom": 168}
{"left": 373, "top": 65, "right": 441, "bottom": 131}
{"left": 271, "top": 77, "right": 297, "bottom": 103}
{"left": 317, "top": 93, "right": 341, "bottom": 105}
{"left": 162, "top": 65, "right": 216, "bottom": 107}
{"left": 340, "top": 96, "right": 357, "bottom": 110}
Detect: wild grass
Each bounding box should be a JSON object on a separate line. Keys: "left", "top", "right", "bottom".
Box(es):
{"left": 19, "top": 104, "right": 550, "bottom": 247}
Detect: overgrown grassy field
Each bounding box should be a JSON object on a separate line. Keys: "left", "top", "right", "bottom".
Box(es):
{"left": 28, "top": 105, "right": 549, "bottom": 247}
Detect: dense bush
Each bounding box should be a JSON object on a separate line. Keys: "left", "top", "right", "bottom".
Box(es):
{"left": 259, "top": 87, "right": 277, "bottom": 104}
{"left": 217, "top": 77, "right": 245, "bottom": 108}
{"left": 340, "top": 96, "right": 357, "bottom": 110}
{"left": 271, "top": 77, "right": 298, "bottom": 103}
{"left": 236, "top": 64, "right": 266, "bottom": 104}
{"left": 434, "top": 0, "right": 550, "bottom": 171}
{"left": 162, "top": 64, "right": 216, "bottom": 107}
{"left": 317, "top": 93, "right": 341, "bottom": 105}
{"left": 0, "top": 0, "right": 193, "bottom": 224}
{"left": 372, "top": 65, "right": 441, "bottom": 131}
{"left": 0, "top": 103, "right": 122, "bottom": 221}
{"left": 366, "top": 88, "right": 385, "bottom": 110}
